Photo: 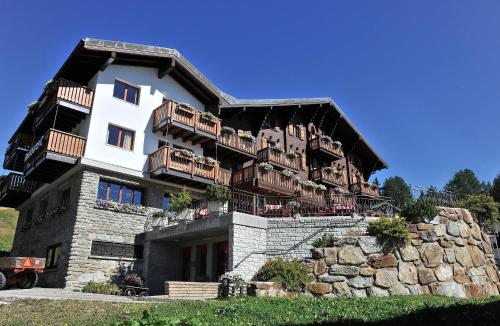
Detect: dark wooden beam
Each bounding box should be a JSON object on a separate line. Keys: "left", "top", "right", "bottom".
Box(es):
{"left": 100, "top": 52, "right": 116, "bottom": 71}
{"left": 158, "top": 59, "right": 176, "bottom": 79}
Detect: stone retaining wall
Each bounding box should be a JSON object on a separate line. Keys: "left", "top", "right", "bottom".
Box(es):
{"left": 306, "top": 208, "right": 500, "bottom": 298}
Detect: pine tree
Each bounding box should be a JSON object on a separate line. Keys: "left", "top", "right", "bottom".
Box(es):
{"left": 444, "top": 169, "right": 481, "bottom": 200}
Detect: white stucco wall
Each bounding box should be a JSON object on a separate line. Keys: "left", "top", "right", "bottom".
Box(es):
{"left": 82, "top": 64, "right": 206, "bottom": 172}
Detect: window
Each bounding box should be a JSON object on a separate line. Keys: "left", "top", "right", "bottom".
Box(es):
{"left": 46, "top": 244, "right": 61, "bottom": 269}
{"left": 113, "top": 80, "right": 140, "bottom": 104}
{"left": 90, "top": 241, "right": 143, "bottom": 259}
{"left": 162, "top": 194, "right": 170, "bottom": 210}
{"left": 107, "top": 124, "right": 135, "bottom": 150}
{"left": 97, "top": 180, "right": 144, "bottom": 205}
{"left": 60, "top": 188, "right": 71, "bottom": 207}
{"left": 294, "top": 125, "right": 301, "bottom": 138}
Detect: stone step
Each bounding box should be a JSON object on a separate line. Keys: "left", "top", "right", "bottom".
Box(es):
{"left": 165, "top": 281, "right": 220, "bottom": 299}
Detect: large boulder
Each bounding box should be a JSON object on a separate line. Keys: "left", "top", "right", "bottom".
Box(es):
{"left": 444, "top": 249, "right": 456, "bottom": 263}
{"left": 446, "top": 221, "right": 460, "bottom": 237}
{"left": 470, "top": 224, "right": 482, "bottom": 240}
{"left": 467, "top": 267, "right": 487, "bottom": 285}
{"left": 319, "top": 275, "right": 346, "bottom": 283}
{"left": 307, "top": 282, "right": 332, "bottom": 295}
{"left": 453, "top": 265, "right": 470, "bottom": 284}
{"left": 368, "top": 254, "right": 397, "bottom": 268}
{"left": 399, "top": 245, "right": 419, "bottom": 262}
{"left": 367, "top": 286, "right": 389, "bottom": 297}
{"left": 358, "top": 237, "right": 383, "bottom": 254}
{"left": 434, "top": 264, "right": 453, "bottom": 282}
{"left": 464, "top": 284, "right": 486, "bottom": 298}
{"left": 338, "top": 246, "right": 366, "bottom": 265}
{"left": 329, "top": 265, "right": 359, "bottom": 277}
{"left": 467, "top": 245, "right": 485, "bottom": 267}
{"left": 374, "top": 268, "right": 399, "bottom": 288}
{"left": 461, "top": 209, "right": 474, "bottom": 224}
{"left": 389, "top": 282, "right": 410, "bottom": 295}
{"left": 324, "top": 247, "right": 337, "bottom": 258}
{"left": 332, "top": 281, "right": 351, "bottom": 297}
{"left": 420, "top": 243, "right": 444, "bottom": 268}
{"left": 417, "top": 267, "right": 437, "bottom": 285}
{"left": 398, "top": 262, "right": 418, "bottom": 285}
{"left": 435, "top": 281, "right": 466, "bottom": 298}
{"left": 347, "top": 276, "right": 374, "bottom": 289}
{"left": 454, "top": 247, "right": 473, "bottom": 268}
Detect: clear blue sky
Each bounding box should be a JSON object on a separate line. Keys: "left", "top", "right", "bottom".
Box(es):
{"left": 1, "top": 0, "right": 499, "bottom": 188}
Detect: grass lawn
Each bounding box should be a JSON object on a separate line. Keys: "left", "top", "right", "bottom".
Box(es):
{"left": 0, "top": 295, "right": 499, "bottom": 326}
{"left": 0, "top": 207, "right": 18, "bottom": 252}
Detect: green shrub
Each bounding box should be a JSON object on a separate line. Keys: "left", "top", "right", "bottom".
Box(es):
{"left": 457, "top": 194, "right": 500, "bottom": 232}
{"left": 252, "top": 257, "right": 312, "bottom": 292}
{"left": 82, "top": 281, "right": 120, "bottom": 295}
{"left": 401, "top": 197, "right": 438, "bottom": 223}
{"left": 367, "top": 216, "right": 410, "bottom": 247}
{"left": 169, "top": 188, "right": 192, "bottom": 213}
{"left": 312, "top": 233, "right": 335, "bottom": 248}
{"left": 206, "top": 184, "right": 231, "bottom": 202}
{"left": 118, "top": 310, "right": 203, "bottom": 326}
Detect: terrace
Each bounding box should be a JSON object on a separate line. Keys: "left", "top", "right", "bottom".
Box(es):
{"left": 309, "top": 137, "right": 344, "bottom": 160}
{"left": 0, "top": 173, "right": 40, "bottom": 207}
{"left": 148, "top": 146, "right": 230, "bottom": 188}
{"left": 311, "top": 167, "right": 346, "bottom": 187}
{"left": 232, "top": 164, "right": 299, "bottom": 196}
{"left": 351, "top": 181, "right": 380, "bottom": 198}
{"left": 24, "top": 129, "right": 86, "bottom": 182}
{"left": 3, "top": 132, "right": 32, "bottom": 172}
{"left": 32, "top": 79, "right": 95, "bottom": 133}
{"left": 215, "top": 128, "right": 257, "bottom": 159}
{"left": 152, "top": 100, "right": 221, "bottom": 144}
{"left": 257, "top": 147, "right": 301, "bottom": 171}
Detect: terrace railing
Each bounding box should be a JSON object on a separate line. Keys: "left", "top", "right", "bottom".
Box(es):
{"left": 351, "top": 182, "right": 380, "bottom": 198}
{"left": 309, "top": 137, "right": 344, "bottom": 158}
{"left": 0, "top": 173, "right": 39, "bottom": 197}
{"left": 311, "top": 168, "right": 345, "bottom": 187}
{"left": 257, "top": 147, "right": 301, "bottom": 171}
{"left": 218, "top": 132, "right": 257, "bottom": 156}
{"left": 24, "top": 129, "right": 86, "bottom": 171}
{"left": 232, "top": 165, "right": 299, "bottom": 195}
{"left": 152, "top": 100, "right": 221, "bottom": 137}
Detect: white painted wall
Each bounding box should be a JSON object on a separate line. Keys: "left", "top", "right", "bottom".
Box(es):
{"left": 82, "top": 64, "right": 206, "bottom": 172}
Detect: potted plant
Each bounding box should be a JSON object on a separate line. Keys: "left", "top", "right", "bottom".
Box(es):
{"left": 221, "top": 126, "right": 236, "bottom": 135}
{"left": 169, "top": 189, "right": 193, "bottom": 223}
{"left": 270, "top": 146, "right": 285, "bottom": 154}
{"left": 257, "top": 162, "right": 273, "bottom": 171}
{"left": 281, "top": 169, "right": 294, "bottom": 178}
{"left": 239, "top": 133, "right": 256, "bottom": 143}
{"left": 320, "top": 135, "right": 332, "bottom": 143}
{"left": 322, "top": 166, "right": 334, "bottom": 173}
{"left": 286, "top": 152, "right": 298, "bottom": 160}
{"left": 219, "top": 271, "right": 246, "bottom": 298}
{"left": 206, "top": 184, "right": 231, "bottom": 215}
{"left": 200, "top": 111, "right": 217, "bottom": 121}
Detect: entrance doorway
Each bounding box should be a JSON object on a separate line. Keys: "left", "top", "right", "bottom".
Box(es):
{"left": 213, "top": 241, "right": 228, "bottom": 281}
{"left": 181, "top": 247, "right": 191, "bottom": 281}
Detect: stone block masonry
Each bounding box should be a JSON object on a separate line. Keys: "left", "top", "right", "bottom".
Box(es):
{"left": 306, "top": 208, "right": 500, "bottom": 298}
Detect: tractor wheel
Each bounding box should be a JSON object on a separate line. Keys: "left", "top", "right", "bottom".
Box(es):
{"left": 17, "top": 272, "right": 38, "bottom": 289}
{"left": 124, "top": 287, "right": 137, "bottom": 296}
{"left": 0, "top": 271, "right": 6, "bottom": 290}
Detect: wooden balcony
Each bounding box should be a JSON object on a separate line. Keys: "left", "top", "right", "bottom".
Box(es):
{"left": 216, "top": 132, "right": 257, "bottom": 159}
{"left": 232, "top": 164, "right": 299, "bottom": 196}
{"left": 298, "top": 186, "right": 325, "bottom": 205}
{"left": 311, "top": 168, "right": 346, "bottom": 188}
{"left": 351, "top": 182, "right": 380, "bottom": 198}
{"left": 152, "top": 100, "right": 221, "bottom": 144}
{"left": 33, "top": 79, "right": 95, "bottom": 132}
{"left": 0, "top": 173, "right": 39, "bottom": 207}
{"left": 257, "top": 147, "right": 301, "bottom": 171}
{"left": 3, "top": 133, "right": 33, "bottom": 172}
{"left": 24, "top": 129, "right": 86, "bottom": 182}
{"left": 309, "top": 138, "right": 344, "bottom": 160}
{"left": 148, "top": 146, "right": 226, "bottom": 188}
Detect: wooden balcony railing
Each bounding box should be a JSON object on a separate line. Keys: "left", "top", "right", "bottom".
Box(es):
{"left": 217, "top": 168, "right": 231, "bottom": 186}
{"left": 34, "top": 79, "right": 95, "bottom": 127}
{"left": 4, "top": 133, "right": 32, "bottom": 166}
{"left": 310, "top": 138, "right": 344, "bottom": 158}
{"left": 232, "top": 165, "right": 299, "bottom": 195}
{"left": 257, "top": 147, "right": 301, "bottom": 171}
{"left": 299, "top": 186, "right": 325, "bottom": 204}
{"left": 0, "top": 173, "right": 39, "bottom": 197}
{"left": 218, "top": 132, "right": 257, "bottom": 156}
{"left": 311, "top": 168, "right": 346, "bottom": 187}
{"left": 152, "top": 100, "right": 221, "bottom": 137}
{"left": 24, "top": 129, "right": 86, "bottom": 171}
{"left": 148, "top": 146, "right": 224, "bottom": 182}
{"left": 352, "top": 182, "right": 380, "bottom": 198}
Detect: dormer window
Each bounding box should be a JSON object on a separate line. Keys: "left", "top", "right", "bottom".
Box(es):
{"left": 113, "top": 79, "right": 140, "bottom": 105}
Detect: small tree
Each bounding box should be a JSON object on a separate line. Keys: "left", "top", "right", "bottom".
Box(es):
{"left": 491, "top": 174, "right": 500, "bottom": 203}
{"left": 401, "top": 197, "right": 439, "bottom": 223}
{"left": 381, "top": 176, "right": 413, "bottom": 209}
{"left": 253, "top": 257, "right": 311, "bottom": 292}
{"left": 205, "top": 184, "right": 231, "bottom": 202}
{"left": 457, "top": 194, "right": 500, "bottom": 232}
{"left": 169, "top": 188, "right": 192, "bottom": 213}
{"left": 444, "top": 169, "right": 481, "bottom": 200}
{"left": 367, "top": 216, "right": 410, "bottom": 248}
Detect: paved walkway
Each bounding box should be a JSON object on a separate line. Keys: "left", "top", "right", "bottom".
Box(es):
{"left": 0, "top": 288, "right": 188, "bottom": 303}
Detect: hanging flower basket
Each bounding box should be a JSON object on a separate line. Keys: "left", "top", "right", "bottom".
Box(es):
{"left": 320, "top": 135, "right": 333, "bottom": 143}
{"left": 317, "top": 184, "right": 327, "bottom": 191}
{"left": 221, "top": 126, "right": 236, "bottom": 135}
{"left": 239, "top": 133, "right": 256, "bottom": 143}
{"left": 200, "top": 111, "right": 217, "bottom": 121}
{"left": 281, "top": 169, "right": 294, "bottom": 178}
{"left": 172, "top": 148, "right": 194, "bottom": 158}
{"left": 195, "top": 156, "right": 216, "bottom": 165}
{"left": 300, "top": 180, "right": 320, "bottom": 189}
{"left": 257, "top": 162, "right": 274, "bottom": 171}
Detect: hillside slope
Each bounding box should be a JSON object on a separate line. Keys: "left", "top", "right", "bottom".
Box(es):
{"left": 0, "top": 207, "right": 18, "bottom": 252}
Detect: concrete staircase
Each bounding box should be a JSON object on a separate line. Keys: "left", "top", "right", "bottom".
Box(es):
{"left": 165, "top": 281, "right": 220, "bottom": 299}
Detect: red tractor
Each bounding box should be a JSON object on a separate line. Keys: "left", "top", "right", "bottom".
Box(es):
{"left": 0, "top": 257, "right": 45, "bottom": 290}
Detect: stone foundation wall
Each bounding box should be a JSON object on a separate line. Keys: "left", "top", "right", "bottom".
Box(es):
{"left": 306, "top": 208, "right": 500, "bottom": 298}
